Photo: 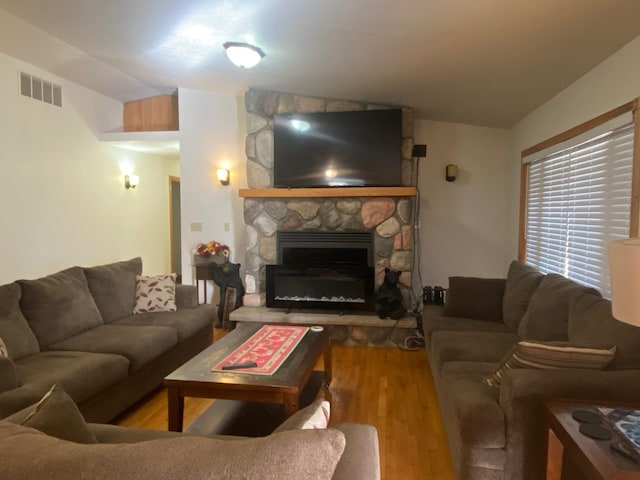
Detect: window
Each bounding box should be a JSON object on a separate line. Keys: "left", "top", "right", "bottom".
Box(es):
{"left": 520, "top": 102, "right": 639, "bottom": 298}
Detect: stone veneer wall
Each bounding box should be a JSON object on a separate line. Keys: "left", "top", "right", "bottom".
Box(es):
{"left": 242, "top": 89, "right": 415, "bottom": 309}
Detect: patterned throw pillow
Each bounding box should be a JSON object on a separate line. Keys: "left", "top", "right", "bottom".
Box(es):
{"left": 0, "top": 337, "right": 8, "bottom": 357}
{"left": 483, "top": 340, "right": 616, "bottom": 387}
{"left": 133, "top": 274, "right": 177, "bottom": 314}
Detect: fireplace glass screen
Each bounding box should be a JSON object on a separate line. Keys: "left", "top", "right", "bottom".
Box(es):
{"left": 266, "top": 264, "right": 374, "bottom": 311}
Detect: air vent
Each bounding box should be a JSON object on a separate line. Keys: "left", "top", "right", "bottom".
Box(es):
{"left": 19, "top": 71, "right": 62, "bottom": 107}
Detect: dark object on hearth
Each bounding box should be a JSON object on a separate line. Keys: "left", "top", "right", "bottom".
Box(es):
{"left": 422, "top": 286, "right": 432, "bottom": 305}
{"left": 433, "top": 286, "right": 444, "bottom": 305}
{"left": 209, "top": 262, "right": 245, "bottom": 329}
{"left": 375, "top": 268, "right": 406, "bottom": 320}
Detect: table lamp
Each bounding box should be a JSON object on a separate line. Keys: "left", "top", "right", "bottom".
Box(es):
{"left": 608, "top": 237, "right": 640, "bottom": 326}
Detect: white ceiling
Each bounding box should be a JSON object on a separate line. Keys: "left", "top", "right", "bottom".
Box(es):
{"left": 1, "top": 0, "right": 640, "bottom": 128}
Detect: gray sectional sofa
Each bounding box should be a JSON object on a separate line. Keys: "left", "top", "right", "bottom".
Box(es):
{"left": 1, "top": 381, "right": 380, "bottom": 479}
{"left": 424, "top": 261, "right": 640, "bottom": 480}
{"left": 0, "top": 257, "right": 216, "bottom": 422}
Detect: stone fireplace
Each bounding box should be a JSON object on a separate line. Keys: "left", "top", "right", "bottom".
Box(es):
{"left": 241, "top": 89, "right": 416, "bottom": 316}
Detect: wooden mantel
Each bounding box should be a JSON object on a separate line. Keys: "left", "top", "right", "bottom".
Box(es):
{"left": 238, "top": 186, "right": 417, "bottom": 198}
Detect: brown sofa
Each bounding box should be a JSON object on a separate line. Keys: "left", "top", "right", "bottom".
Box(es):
{"left": 1, "top": 385, "right": 380, "bottom": 480}
{"left": 0, "top": 257, "right": 216, "bottom": 422}
{"left": 423, "top": 261, "right": 640, "bottom": 480}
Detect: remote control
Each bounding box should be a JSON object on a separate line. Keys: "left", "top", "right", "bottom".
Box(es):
{"left": 221, "top": 362, "right": 258, "bottom": 370}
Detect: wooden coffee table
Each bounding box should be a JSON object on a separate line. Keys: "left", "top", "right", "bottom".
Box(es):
{"left": 164, "top": 322, "right": 332, "bottom": 432}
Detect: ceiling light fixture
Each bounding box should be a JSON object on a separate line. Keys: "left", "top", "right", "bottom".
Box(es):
{"left": 223, "top": 41, "right": 265, "bottom": 68}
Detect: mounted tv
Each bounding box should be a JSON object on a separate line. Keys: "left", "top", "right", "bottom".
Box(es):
{"left": 273, "top": 109, "right": 403, "bottom": 188}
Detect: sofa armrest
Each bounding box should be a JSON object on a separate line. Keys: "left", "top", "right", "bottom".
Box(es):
{"left": 175, "top": 284, "right": 198, "bottom": 309}
{"left": 0, "top": 357, "right": 17, "bottom": 394}
{"left": 331, "top": 423, "right": 380, "bottom": 480}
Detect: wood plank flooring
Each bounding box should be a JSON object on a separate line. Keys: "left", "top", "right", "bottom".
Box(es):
{"left": 115, "top": 328, "right": 455, "bottom": 480}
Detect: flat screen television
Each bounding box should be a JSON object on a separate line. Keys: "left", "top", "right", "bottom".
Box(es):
{"left": 273, "top": 109, "right": 402, "bottom": 188}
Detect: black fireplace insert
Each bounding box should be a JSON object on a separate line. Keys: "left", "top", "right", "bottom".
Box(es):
{"left": 266, "top": 231, "right": 375, "bottom": 312}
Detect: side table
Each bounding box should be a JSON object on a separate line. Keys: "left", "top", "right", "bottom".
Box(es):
{"left": 194, "top": 265, "right": 214, "bottom": 304}
{"left": 544, "top": 399, "right": 640, "bottom": 479}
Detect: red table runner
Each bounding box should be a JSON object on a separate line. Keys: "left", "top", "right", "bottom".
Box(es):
{"left": 212, "top": 325, "right": 309, "bottom": 375}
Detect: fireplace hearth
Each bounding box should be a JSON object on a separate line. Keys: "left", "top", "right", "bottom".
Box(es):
{"left": 266, "top": 231, "right": 375, "bottom": 312}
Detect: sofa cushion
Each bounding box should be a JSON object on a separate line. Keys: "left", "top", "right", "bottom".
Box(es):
{"left": 568, "top": 293, "right": 640, "bottom": 370}
{"left": 517, "top": 274, "right": 601, "bottom": 341}
{"left": 483, "top": 340, "right": 616, "bottom": 387}
{"left": 502, "top": 261, "right": 544, "bottom": 330}
{"left": 18, "top": 267, "right": 104, "bottom": 349}
{"left": 440, "top": 361, "right": 506, "bottom": 449}
{"left": 84, "top": 257, "right": 142, "bottom": 323}
{"left": 48, "top": 325, "right": 178, "bottom": 372}
{"left": 422, "top": 306, "right": 513, "bottom": 344}
{"left": 0, "top": 421, "right": 346, "bottom": 480}
{"left": 443, "top": 277, "right": 506, "bottom": 323}
{"left": 112, "top": 305, "right": 214, "bottom": 342}
{"left": 429, "top": 331, "right": 519, "bottom": 367}
{"left": 0, "top": 357, "right": 17, "bottom": 394}
{"left": 274, "top": 398, "right": 331, "bottom": 432}
{"left": 0, "top": 282, "right": 39, "bottom": 360}
{"left": 0, "top": 351, "right": 129, "bottom": 419}
{"left": 133, "top": 274, "right": 177, "bottom": 314}
{"left": 21, "top": 384, "right": 97, "bottom": 444}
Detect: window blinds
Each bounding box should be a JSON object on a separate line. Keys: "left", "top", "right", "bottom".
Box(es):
{"left": 524, "top": 120, "right": 634, "bottom": 298}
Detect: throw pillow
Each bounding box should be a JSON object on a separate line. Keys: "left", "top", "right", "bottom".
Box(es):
{"left": 568, "top": 293, "right": 640, "bottom": 370}
{"left": 0, "top": 421, "right": 346, "bottom": 480}
{"left": 443, "top": 277, "right": 506, "bottom": 323}
{"left": 84, "top": 257, "right": 142, "bottom": 323}
{"left": 0, "top": 337, "right": 7, "bottom": 357}
{"left": 274, "top": 398, "right": 331, "bottom": 433}
{"left": 21, "top": 384, "right": 97, "bottom": 444}
{"left": 18, "top": 267, "right": 104, "bottom": 349}
{"left": 517, "top": 274, "right": 601, "bottom": 341}
{"left": 0, "top": 282, "right": 40, "bottom": 360}
{"left": 483, "top": 340, "right": 616, "bottom": 387}
{"left": 502, "top": 261, "right": 544, "bottom": 330}
{"left": 133, "top": 274, "right": 177, "bottom": 314}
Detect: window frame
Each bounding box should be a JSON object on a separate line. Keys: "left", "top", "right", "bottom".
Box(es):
{"left": 518, "top": 99, "right": 640, "bottom": 268}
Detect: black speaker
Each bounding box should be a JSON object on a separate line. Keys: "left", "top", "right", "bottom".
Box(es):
{"left": 412, "top": 144, "right": 427, "bottom": 158}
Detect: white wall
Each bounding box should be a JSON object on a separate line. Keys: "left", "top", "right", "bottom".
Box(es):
{"left": 0, "top": 51, "right": 179, "bottom": 284}
{"left": 414, "top": 119, "right": 510, "bottom": 289}
{"left": 506, "top": 34, "right": 640, "bottom": 261}
{"left": 178, "top": 89, "right": 246, "bottom": 302}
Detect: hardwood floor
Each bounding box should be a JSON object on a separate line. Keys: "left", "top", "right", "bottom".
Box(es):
{"left": 115, "top": 328, "right": 455, "bottom": 480}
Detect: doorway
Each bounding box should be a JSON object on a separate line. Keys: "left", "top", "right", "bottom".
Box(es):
{"left": 169, "top": 176, "right": 182, "bottom": 283}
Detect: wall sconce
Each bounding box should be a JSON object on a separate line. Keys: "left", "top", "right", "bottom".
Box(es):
{"left": 445, "top": 164, "right": 458, "bottom": 182}
{"left": 217, "top": 168, "right": 230, "bottom": 186}
{"left": 125, "top": 174, "right": 139, "bottom": 189}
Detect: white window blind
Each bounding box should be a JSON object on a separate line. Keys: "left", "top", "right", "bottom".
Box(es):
{"left": 524, "top": 120, "right": 634, "bottom": 298}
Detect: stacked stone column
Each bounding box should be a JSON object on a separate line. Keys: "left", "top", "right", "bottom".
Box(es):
{"left": 242, "top": 89, "right": 416, "bottom": 309}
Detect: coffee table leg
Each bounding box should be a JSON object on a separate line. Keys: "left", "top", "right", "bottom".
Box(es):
{"left": 283, "top": 394, "right": 299, "bottom": 418}
{"left": 167, "top": 387, "right": 184, "bottom": 432}
{"left": 323, "top": 339, "right": 333, "bottom": 395}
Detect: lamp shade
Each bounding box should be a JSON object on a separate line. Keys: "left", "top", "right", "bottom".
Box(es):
{"left": 608, "top": 237, "right": 640, "bottom": 326}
